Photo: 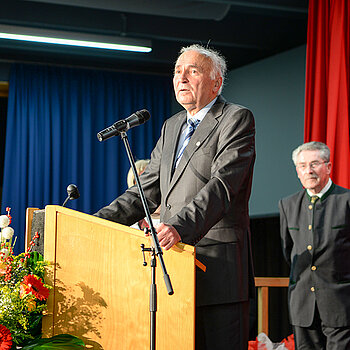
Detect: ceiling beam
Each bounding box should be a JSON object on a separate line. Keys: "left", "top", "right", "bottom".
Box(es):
{"left": 197, "top": 0, "right": 308, "bottom": 14}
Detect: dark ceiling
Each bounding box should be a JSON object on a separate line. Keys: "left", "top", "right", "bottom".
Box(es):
{"left": 0, "top": 0, "right": 308, "bottom": 76}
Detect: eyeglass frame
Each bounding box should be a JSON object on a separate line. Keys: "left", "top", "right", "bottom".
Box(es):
{"left": 296, "top": 160, "right": 329, "bottom": 171}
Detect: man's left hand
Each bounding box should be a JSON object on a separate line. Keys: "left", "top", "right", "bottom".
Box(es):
{"left": 156, "top": 223, "right": 181, "bottom": 250}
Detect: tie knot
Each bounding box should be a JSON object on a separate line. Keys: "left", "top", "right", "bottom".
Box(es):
{"left": 187, "top": 118, "right": 199, "bottom": 130}
{"left": 310, "top": 195, "right": 319, "bottom": 204}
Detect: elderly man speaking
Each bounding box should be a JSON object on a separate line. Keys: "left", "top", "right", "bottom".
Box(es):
{"left": 95, "top": 44, "right": 256, "bottom": 350}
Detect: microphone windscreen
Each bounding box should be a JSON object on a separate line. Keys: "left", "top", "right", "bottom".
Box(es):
{"left": 135, "top": 109, "right": 151, "bottom": 124}
{"left": 127, "top": 109, "right": 150, "bottom": 128}
{"left": 67, "top": 184, "right": 80, "bottom": 200}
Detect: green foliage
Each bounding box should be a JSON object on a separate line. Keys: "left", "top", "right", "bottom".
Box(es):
{"left": 21, "top": 334, "right": 85, "bottom": 349}
{"left": 25, "top": 251, "right": 46, "bottom": 279}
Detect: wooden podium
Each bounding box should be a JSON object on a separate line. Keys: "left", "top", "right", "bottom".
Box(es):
{"left": 42, "top": 205, "right": 196, "bottom": 350}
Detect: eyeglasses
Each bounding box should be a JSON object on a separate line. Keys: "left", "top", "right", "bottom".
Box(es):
{"left": 296, "top": 161, "right": 328, "bottom": 171}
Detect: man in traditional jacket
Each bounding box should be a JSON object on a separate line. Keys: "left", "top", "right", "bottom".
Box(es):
{"left": 279, "top": 141, "right": 350, "bottom": 349}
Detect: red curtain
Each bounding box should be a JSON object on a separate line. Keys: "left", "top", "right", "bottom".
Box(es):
{"left": 304, "top": 0, "right": 350, "bottom": 188}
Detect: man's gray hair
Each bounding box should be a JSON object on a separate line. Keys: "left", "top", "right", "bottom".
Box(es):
{"left": 178, "top": 44, "right": 227, "bottom": 94}
{"left": 292, "top": 141, "right": 330, "bottom": 165}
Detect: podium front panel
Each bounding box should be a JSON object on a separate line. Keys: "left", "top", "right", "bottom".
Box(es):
{"left": 43, "top": 205, "right": 195, "bottom": 350}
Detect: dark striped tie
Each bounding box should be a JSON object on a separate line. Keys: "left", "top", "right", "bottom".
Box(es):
{"left": 174, "top": 118, "right": 200, "bottom": 168}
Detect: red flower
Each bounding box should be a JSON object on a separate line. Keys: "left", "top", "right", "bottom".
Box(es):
{"left": 0, "top": 324, "right": 12, "bottom": 350}
{"left": 20, "top": 274, "right": 50, "bottom": 301}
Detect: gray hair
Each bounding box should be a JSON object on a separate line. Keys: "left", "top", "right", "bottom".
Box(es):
{"left": 292, "top": 141, "right": 330, "bottom": 165}
{"left": 127, "top": 159, "right": 150, "bottom": 188}
{"left": 177, "top": 44, "right": 227, "bottom": 94}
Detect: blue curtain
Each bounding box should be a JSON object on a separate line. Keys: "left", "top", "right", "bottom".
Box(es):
{"left": 1, "top": 64, "right": 172, "bottom": 254}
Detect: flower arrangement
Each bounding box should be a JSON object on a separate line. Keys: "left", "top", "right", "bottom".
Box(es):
{"left": 0, "top": 208, "right": 85, "bottom": 349}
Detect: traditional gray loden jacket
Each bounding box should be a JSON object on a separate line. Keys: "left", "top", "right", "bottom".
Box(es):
{"left": 279, "top": 183, "right": 350, "bottom": 327}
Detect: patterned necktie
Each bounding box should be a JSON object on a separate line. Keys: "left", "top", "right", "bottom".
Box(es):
{"left": 174, "top": 118, "right": 200, "bottom": 168}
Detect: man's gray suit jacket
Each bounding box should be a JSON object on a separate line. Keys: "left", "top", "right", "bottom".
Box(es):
{"left": 279, "top": 183, "right": 350, "bottom": 327}
{"left": 95, "top": 95, "right": 256, "bottom": 307}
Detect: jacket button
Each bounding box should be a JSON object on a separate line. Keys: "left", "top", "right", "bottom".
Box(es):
{"left": 308, "top": 205, "right": 313, "bottom": 210}
{"left": 308, "top": 224, "right": 312, "bottom": 230}
{"left": 311, "top": 266, "right": 316, "bottom": 271}
{"left": 307, "top": 245, "right": 312, "bottom": 250}
{"left": 311, "top": 287, "right": 315, "bottom": 292}
{"left": 166, "top": 204, "right": 171, "bottom": 210}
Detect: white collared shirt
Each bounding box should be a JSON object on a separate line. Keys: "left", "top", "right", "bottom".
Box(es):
{"left": 306, "top": 178, "right": 333, "bottom": 198}
{"left": 174, "top": 97, "right": 218, "bottom": 162}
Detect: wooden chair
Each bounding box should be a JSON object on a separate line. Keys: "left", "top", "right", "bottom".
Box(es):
{"left": 255, "top": 277, "right": 290, "bottom": 336}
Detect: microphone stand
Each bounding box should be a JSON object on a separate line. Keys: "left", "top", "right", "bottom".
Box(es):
{"left": 119, "top": 131, "right": 173, "bottom": 350}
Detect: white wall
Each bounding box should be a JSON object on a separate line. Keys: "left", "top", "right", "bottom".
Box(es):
{"left": 224, "top": 45, "right": 306, "bottom": 216}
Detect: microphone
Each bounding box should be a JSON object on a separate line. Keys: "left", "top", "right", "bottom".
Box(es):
{"left": 62, "top": 184, "right": 80, "bottom": 207}
{"left": 97, "top": 109, "right": 151, "bottom": 142}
